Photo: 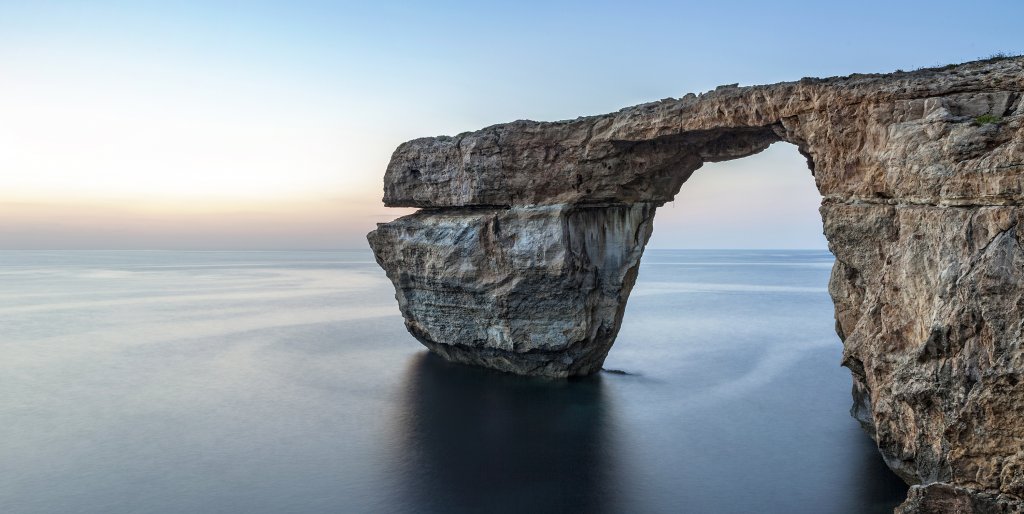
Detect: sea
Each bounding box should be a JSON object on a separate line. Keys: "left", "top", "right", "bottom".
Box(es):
{"left": 0, "top": 249, "right": 908, "bottom": 514}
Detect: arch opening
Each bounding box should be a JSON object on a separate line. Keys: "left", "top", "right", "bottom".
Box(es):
{"left": 602, "top": 142, "right": 909, "bottom": 512}
{"left": 647, "top": 142, "right": 824, "bottom": 250}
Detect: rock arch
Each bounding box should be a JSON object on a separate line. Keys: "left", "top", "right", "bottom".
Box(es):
{"left": 368, "top": 57, "right": 1024, "bottom": 512}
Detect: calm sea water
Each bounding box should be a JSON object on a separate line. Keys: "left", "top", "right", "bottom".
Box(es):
{"left": 0, "top": 250, "right": 907, "bottom": 514}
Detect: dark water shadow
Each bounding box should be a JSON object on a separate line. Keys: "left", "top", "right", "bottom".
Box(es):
{"left": 391, "top": 352, "right": 620, "bottom": 514}
{"left": 849, "top": 430, "right": 910, "bottom": 513}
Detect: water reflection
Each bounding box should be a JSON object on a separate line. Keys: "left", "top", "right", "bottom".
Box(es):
{"left": 393, "top": 352, "right": 620, "bottom": 514}
{"left": 388, "top": 350, "right": 909, "bottom": 514}
{"left": 0, "top": 250, "right": 912, "bottom": 513}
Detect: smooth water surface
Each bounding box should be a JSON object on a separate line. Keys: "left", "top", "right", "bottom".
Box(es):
{"left": 0, "top": 250, "right": 907, "bottom": 513}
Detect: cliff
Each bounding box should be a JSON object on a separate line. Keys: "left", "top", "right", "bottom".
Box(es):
{"left": 368, "top": 57, "right": 1024, "bottom": 512}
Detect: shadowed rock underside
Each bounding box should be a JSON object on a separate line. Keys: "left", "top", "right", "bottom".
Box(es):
{"left": 369, "top": 57, "right": 1024, "bottom": 513}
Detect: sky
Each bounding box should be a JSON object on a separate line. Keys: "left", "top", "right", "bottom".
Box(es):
{"left": 0, "top": 1, "right": 1021, "bottom": 250}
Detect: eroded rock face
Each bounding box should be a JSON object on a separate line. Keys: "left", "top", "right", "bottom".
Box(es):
{"left": 368, "top": 57, "right": 1024, "bottom": 512}
{"left": 368, "top": 203, "right": 654, "bottom": 376}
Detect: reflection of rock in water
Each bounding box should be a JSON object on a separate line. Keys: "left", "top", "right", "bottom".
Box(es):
{"left": 393, "top": 352, "right": 619, "bottom": 514}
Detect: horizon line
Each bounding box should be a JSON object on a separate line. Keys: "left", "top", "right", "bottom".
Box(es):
{"left": 0, "top": 247, "right": 833, "bottom": 252}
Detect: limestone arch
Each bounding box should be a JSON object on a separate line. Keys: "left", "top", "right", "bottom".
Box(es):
{"left": 369, "top": 58, "right": 1024, "bottom": 510}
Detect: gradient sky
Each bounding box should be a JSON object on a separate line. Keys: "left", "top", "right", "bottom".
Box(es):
{"left": 1, "top": 1, "right": 1021, "bottom": 249}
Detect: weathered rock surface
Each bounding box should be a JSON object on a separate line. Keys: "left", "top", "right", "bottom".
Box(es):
{"left": 368, "top": 57, "right": 1024, "bottom": 512}
{"left": 368, "top": 203, "right": 654, "bottom": 376}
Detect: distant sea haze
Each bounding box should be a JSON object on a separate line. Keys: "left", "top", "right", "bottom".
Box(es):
{"left": 0, "top": 249, "right": 906, "bottom": 513}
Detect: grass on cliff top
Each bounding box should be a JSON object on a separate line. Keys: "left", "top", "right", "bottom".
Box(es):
{"left": 828, "top": 52, "right": 1023, "bottom": 83}
{"left": 913, "top": 52, "right": 1023, "bottom": 73}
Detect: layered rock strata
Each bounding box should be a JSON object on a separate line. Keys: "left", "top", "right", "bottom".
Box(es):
{"left": 368, "top": 57, "right": 1024, "bottom": 512}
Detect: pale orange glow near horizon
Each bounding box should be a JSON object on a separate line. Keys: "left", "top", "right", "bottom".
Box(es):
{"left": 0, "top": 37, "right": 418, "bottom": 249}
{"left": 0, "top": 196, "right": 416, "bottom": 250}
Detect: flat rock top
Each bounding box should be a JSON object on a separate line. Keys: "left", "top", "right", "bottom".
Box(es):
{"left": 383, "top": 56, "right": 1024, "bottom": 208}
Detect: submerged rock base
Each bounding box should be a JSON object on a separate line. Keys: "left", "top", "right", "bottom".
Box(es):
{"left": 369, "top": 57, "right": 1024, "bottom": 512}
